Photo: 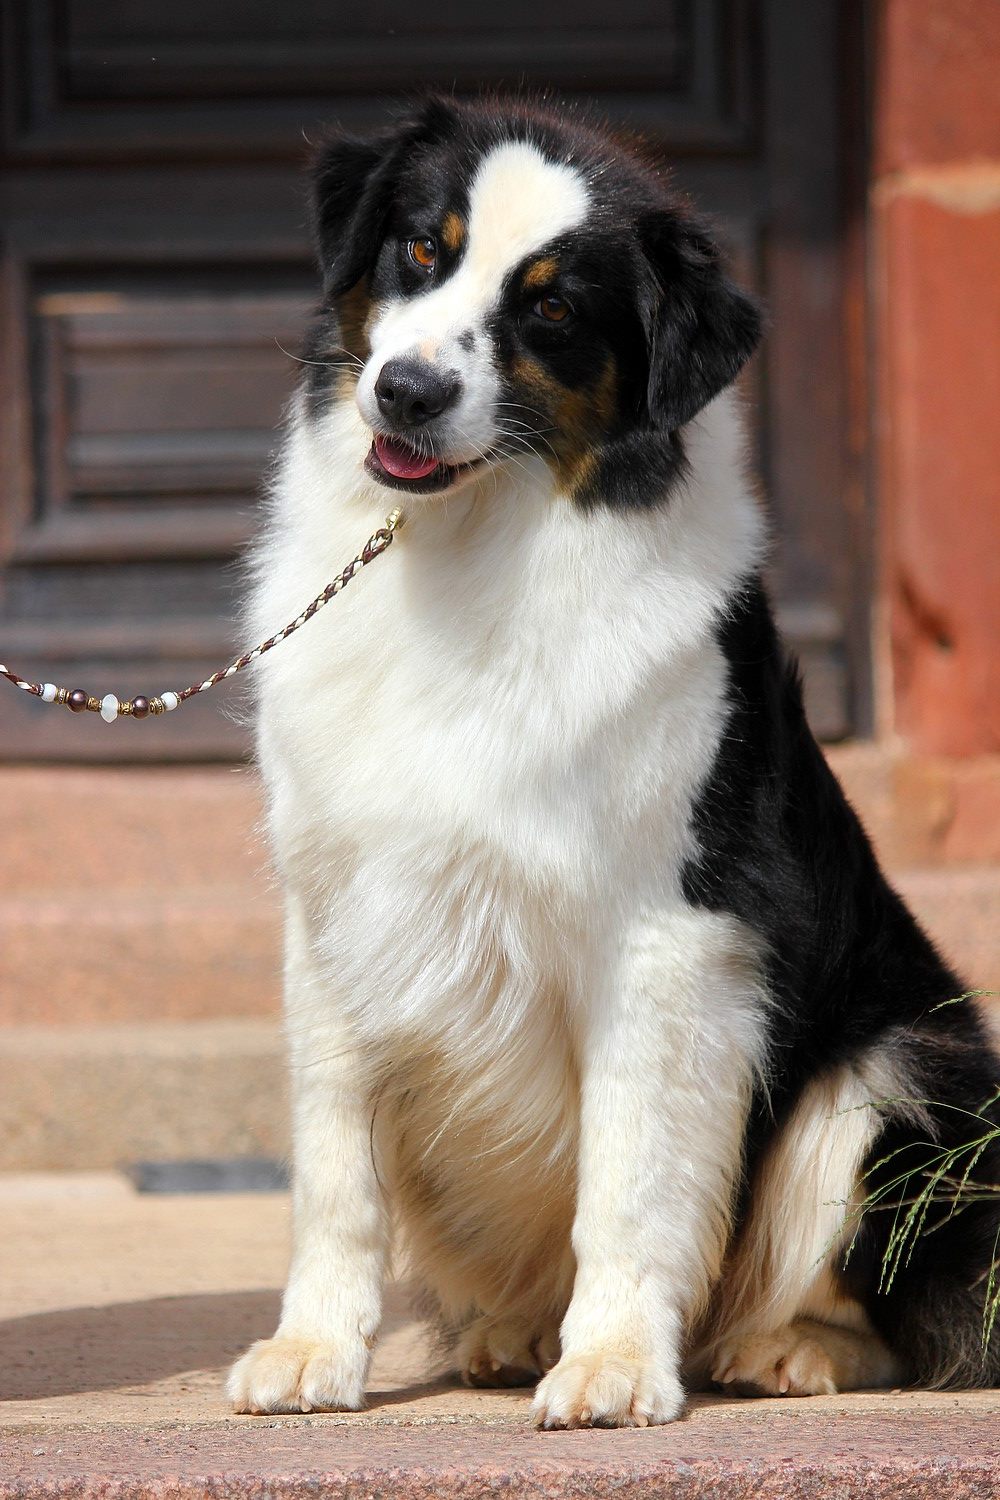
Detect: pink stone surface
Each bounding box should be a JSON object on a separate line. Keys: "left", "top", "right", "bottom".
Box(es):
{"left": 2, "top": 1175, "right": 1000, "bottom": 1497}
{"left": 3, "top": 1411, "right": 1000, "bottom": 1499}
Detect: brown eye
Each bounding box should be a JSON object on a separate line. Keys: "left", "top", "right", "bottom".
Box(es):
{"left": 534, "top": 294, "right": 572, "bottom": 323}
{"left": 407, "top": 237, "right": 437, "bottom": 272}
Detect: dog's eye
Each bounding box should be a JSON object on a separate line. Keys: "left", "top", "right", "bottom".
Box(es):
{"left": 534, "top": 294, "right": 572, "bottom": 323}
{"left": 407, "top": 237, "right": 437, "bottom": 273}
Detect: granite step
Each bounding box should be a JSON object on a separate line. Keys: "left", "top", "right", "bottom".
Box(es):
{"left": 2, "top": 1171, "right": 999, "bottom": 1498}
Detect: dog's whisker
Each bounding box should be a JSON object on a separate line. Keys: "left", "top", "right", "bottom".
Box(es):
{"left": 276, "top": 338, "right": 365, "bottom": 371}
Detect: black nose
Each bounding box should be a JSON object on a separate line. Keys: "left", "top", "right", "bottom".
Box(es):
{"left": 374, "top": 358, "right": 461, "bottom": 428}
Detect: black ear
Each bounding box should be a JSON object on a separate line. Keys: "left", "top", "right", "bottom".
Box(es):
{"left": 640, "top": 212, "right": 761, "bottom": 431}
{"left": 309, "top": 98, "right": 459, "bottom": 300}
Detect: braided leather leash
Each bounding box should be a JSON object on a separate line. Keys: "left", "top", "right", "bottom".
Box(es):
{"left": 0, "top": 508, "right": 403, "bottom": 723}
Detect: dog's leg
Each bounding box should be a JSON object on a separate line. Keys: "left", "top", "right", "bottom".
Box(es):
{"left": 228, "top": 892, "right": 389, "bottom": 1414}
{"left": 698, "top": 1058, "right": 915, "bottom": 1400}
{"left": 533, "top": 911, "right": 764, "bottom": 1428}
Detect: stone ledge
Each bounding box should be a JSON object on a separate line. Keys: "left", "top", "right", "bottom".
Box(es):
{"left": 0, "top": 1024, "right": 286, "bottom": 1170}
{"left": 826, "top": 745, "right": 1000, "bottom": 867}
{"left": 4, "top": 1405, "right": 1000, "bottom": 1500}
{"left": 0, "top": 891, "right": 280, "bottom": 1026}
{"left": 3, "top": 1175, "right": 1000, "bottom": 1499}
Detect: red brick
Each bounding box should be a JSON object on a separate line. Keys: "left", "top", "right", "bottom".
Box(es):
{"left": 876, "top": 0, "right": 1000, "bottom": 173}
{"left": 877, "top": 195, "right": 1000, "bottom": 755}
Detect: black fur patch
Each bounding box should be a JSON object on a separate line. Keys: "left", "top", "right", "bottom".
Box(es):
{"left": 684, "top": 580, "right": 1000, "bottom": 1387}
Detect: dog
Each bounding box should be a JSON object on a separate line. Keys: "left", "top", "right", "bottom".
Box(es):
{"left": 228, "top": 95, "right": 999, "bottom": 1427}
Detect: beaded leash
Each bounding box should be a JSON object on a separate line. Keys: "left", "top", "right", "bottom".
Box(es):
{"left": 0, "top": 508, "right": 403, "bottom": 724}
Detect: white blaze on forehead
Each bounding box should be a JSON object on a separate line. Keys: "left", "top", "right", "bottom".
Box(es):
{"left": 370, "top": 141, "right": 590, "bottom": 347}
{"left": 461, "top": 140, "right": 590, "bottom": 289}
{"left": 358, "top": 141, "right": 589, "bottom": 466}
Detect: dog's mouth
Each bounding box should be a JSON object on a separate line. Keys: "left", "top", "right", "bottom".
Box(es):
{"left": 366, "top": 434, "right": 485, "bottom": 494}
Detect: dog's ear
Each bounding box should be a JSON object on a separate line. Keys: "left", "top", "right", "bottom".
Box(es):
{"left": 639, "top": 211, "right": 761, "bottom": 432}
{"left": 310, "top": 98, "right": 459, "bottom": 300}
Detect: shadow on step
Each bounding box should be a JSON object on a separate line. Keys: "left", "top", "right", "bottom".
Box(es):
{"left": 0, "top": 1281, "right": 451, "bottom": 1407}
{"left": 0, "top": 1289, "right": 282, "bottom": 1400}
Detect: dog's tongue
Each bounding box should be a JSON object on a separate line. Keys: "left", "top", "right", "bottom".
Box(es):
{"left": 375, "top": 435, "right": 440, "bottom": 480}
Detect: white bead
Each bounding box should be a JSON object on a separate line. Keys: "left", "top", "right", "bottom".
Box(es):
{"left": 41, "top": 683, "right": 57, "bottom": 703}
{"left": 100, "top": 694, "right": 119, "bottom": 723}
{"left": 161, "top": 691, "right": 179, "bottom": 712}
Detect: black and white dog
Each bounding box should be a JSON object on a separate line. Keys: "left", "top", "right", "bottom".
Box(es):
{"left": 229, "top": 96, "right": 999, "bottom": 1426}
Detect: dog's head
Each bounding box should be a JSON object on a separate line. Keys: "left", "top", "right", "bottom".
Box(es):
{"left": 304, "top": 97, "right": 760, "bottom": 507}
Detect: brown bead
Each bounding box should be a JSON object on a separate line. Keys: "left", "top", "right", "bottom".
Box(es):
{"left": 131, "top": 695, "right": 150, "bottom": 719}
{"left": 68, "top": 689, "right": 89, "bottom": 713}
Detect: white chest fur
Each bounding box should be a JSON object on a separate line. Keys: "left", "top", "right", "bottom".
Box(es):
{"left": 239, "top": 384, "right": 772, "bottom": 1378}
{"left": 248, "top": 391, "right": 764, "bottom": 1048}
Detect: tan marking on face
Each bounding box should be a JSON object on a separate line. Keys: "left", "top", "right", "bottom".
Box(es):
{"left": 511, "top": 352, "right": 619, "bottom": 495}
{"left": 331, "top": 280, "right": 372, "bottom": 397}
{"left": 522, "top": 256, "right": 560, "bottom": 291}
{"left": 418, "top": 337, "right": 441, "bottom": 362}
{"left": 441, "top": 211, "right": 465, "bottom": 253}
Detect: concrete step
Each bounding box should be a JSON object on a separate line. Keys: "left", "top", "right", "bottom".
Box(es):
{"left": 0, "top": 1022, "right": 285, "bottom": 1171}
{"left": 2, "top": 1172, "right": 999, "bottom": 1497}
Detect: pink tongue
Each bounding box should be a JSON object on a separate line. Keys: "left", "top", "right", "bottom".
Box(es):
{"left": 375, "top": 435, "right": 440, "bottom": 480}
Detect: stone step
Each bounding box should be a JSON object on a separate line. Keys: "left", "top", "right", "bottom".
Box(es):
{"left": 1, "top": 865, "right": 993, "bottom": 1032}
{"left": 893, "top": 866, "right": 1000, "bottom": 991}
{"left": 1, "top": 762, "right": 1000, "bottom": 1032}
{"left": 0, "top": 765, "right": 281, "bottom": 1026}
{"left": 0, "top": 765, "right": 995, "bottom": 1171}
{"left": 4, "top": 751, "right": 997, "bottom": 902}
{"left": 2, "top": 1172, "right": 1000, "bottom": 1497}
{"left": 1, "top": 874, "right": 995, "bottom": 1172}
{"left": 0, "top": 766, "right": 271, "bottom": 898}
{"left": 0, "top": 1022, "right": 286, "bottom": 1171}
{"left": 0, "top": 888, "right": 280, "bottom": 1025}
{"left": 0, "top": 870, "right": 995, "bottom": 1044}
{"left": 827, "top": 743, "right": 1000, "bottom": 867}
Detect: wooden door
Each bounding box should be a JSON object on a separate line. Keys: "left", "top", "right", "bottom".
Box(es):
{"left": 0, "top": 0, "right": 866, "bottom": 759}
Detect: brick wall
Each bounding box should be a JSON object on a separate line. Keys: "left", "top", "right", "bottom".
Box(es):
{"left": 873, "top": 0, "right": 1000, "bottom": 757}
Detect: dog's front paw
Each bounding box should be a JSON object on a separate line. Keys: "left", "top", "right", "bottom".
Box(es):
{"left": 532, "top": 1351, "right": 684, "bottom": 1429}
{"left": 457, "top": 1313, "right": 560, "bottom": 1389}
{"left": 227, "top": 1335, "right": 368, "bottom": 1414}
